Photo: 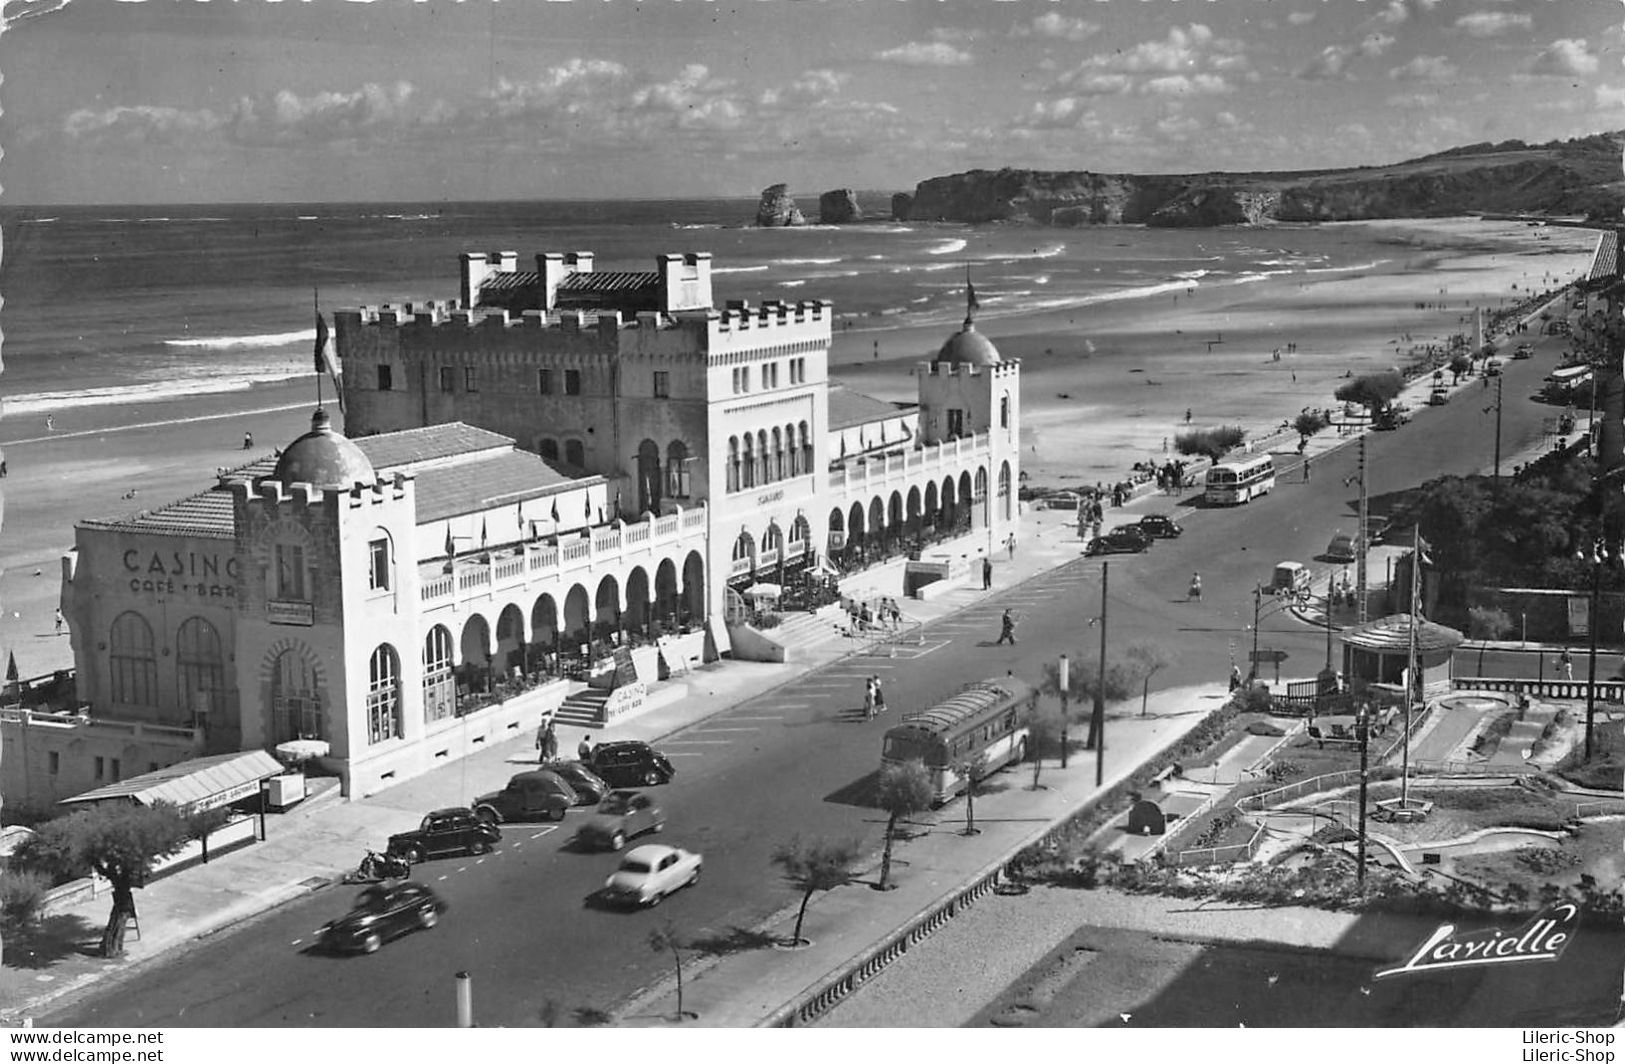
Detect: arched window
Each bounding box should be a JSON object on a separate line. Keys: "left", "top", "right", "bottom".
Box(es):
{"left": 764, "top": 523, "right": 783, "bottom": 554}
{"left": 175, "top": 617, "right": 224, "bottom": 723}
{"left": 785, "top": 423, "right": 799, "bottom": 477}
{"left": 757, "top": 430, "right": 769, "bottom": 485}
{"left": 109, "top": 612, "right": 157, "bottom": 710}
{"left": 423, "top": 626, "right": 455, "bottom": 725}
{"left": 538, "top": 438, "right": 560, "bottom": 462}
{"left": 667, "top": 440, "right": 692, "bottom": 499}
{"left": 742, "top": 434, "right": 755, "bottom": 489}
{"left": 367, "top": 644, "right": 402, "bottom": 744}
{"left": 564, "top": 439, "right": 585, "bottom": 469}
{"left": 772, "top": 427, "right": 784, "bottom": 482}
{"left": 1000, "top": 392, "right": 1011, "bottom": 429}
{"left": 727, "top": 437, "right": 740, "bottom": 493}
{"left": 733, "top": 531, "right": 754, "bottom": 572}
{"left": 636, "top": 438, "right": 662, "bottom": 515}
{"left": 271, "top": 646, "right": 323, "bottom": 743}
{"left": 799, "top": 420, "right": 813, "bottom": 474}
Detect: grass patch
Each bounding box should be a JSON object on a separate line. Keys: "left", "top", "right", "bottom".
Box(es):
{"left": 1554, "top": 718, "right": 1625, "bottom": 790}
{"left": 1364, "top": 784, "right": 1570, "bottom": 842}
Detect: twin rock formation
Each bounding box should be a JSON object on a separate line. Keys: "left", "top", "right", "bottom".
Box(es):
{"left": 754, "top": 184, "right": 863, "bottom": 226}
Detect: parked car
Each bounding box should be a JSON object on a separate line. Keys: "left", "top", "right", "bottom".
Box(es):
{"left": 1484, "top": 359, "right": 1503, "bottom": 377}
{"left": 598, "top": 844, "right": 701, "bottom": 907}
{"left": 387, "top": 807, "right": 502, "bottom": 862}
{"left": 575, "top": 790, "right": 666, "bottom": 851}
{"left": 1085, "top": 527, "right": 1152, "bottom": 556}
{"left": 1325, "top": 531, "right": 1356, "bottom": 563}
{"left": 540, "top": 760, "right": 611, "bottom": 806}
{"left": 1374, "top": 404, "right": 1411, "bottom": 431}
{"left": 1514, "top": 342, "right": 1535, "bottom": 359}
{"left": 318, "top": 882, "right": 447, "bottom": 954}
{"left": 1136, "top": 514, "right": 1183, "bottom": 539}
{"left": 473, "top": 771, "right": 575, "bottom": 825}
{"left": 589, "top": 740, "right": 676, "bottom": 788}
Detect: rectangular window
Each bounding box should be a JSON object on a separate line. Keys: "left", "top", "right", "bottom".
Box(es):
{"left": 368, "top": 538, "right": 390, "bottom": 591}
{"left": 275, "top": 543, "right": 307, "bottom": 601}
{"left": 111, "top": 758, "right": 121, "bottom": 783}
{"left": 94, "top": 757, "right": 105, "bottom": 782}
{"left": 653, "top": 371, "right": 670, "bottom": 399}
{"left": 564, "top": 369, "right": 582, "bottom": 396}
{"left": 538, "top": 369, "right": 553, "bottom": 394}
{"left": 947, "top": 409, "right": 965, "bottom": 437}
{"left": 761, "top": 364, "right": 771, "bottom": 390}
{"left": 47, "top": 752, "right": 59, "bottom": 776}
{"left": 377, "top": 364, "right": 393, "bottom": 391}
{"left": 438, "top": 366, "right": 455, "bottom": 393}
{"left": 1000, "top": 395, "right": 1010, "bottom": 429}
{"left": 463, "top": 367, "right": 479, "bottom": 392}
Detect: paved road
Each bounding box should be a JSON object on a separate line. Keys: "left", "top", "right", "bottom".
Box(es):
{"left": 45, "top": 319, "right": 1570, "bottom": 1027}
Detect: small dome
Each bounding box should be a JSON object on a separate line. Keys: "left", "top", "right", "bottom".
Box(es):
{"left": 272, "top": 407, "right": 375, "bottom": 491}
{"left": 936, "top": 322, "right": 1001, "bottom": 367}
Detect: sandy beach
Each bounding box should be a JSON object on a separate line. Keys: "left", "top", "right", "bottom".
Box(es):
{"left": 0, "top": 217, "right": 1599, "bottom": 680}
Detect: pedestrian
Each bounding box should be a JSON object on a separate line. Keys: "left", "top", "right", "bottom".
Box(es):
{"left": 1185, "top": 408, "right": 1192, "bottom": 424}
{"left": 1229, "top": 663, "right": 1242, "bottom": 691}
{"left": 1560, "top": 648, "right": 1574, "bottom": 680}
{"left": 1188, "top": 572, "right": 1202, "bottom": 602}
{"left": 45, "top": 415, "right": 54, "bottom": 433}
{"left": 873, "top": 676, "right": 887, "bottom": 714}
{"left": 886, "top": 598, "right": 901, "bottom": 626}
{"left": 243, "top": 431, "right": 254, "bottom": 450}
{"left": 1302, "top": 457, "right": 1311, "bottom": 482}
{"left": 996, "top": 608, "right": 1017, "bottom": 645}
{"left": 54, "top": 608, "right": 65, "bottom": 636}
{"left": 982, "top": 556, "right": 993, "bottom": 590}
{"left": 578, "top": 733, "right": 593, "bottom": 763}
{"left": 1006, "top": 534, "right": 1016, "bottom": 560}
{"left": 864, "top": 676, "right": 877, "bottom": 720}
{"left": 536, "top": 719, "right": 550, "bottom": 762}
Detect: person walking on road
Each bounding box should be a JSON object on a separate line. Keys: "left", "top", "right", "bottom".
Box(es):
{"left": 1006, "top": 534, "right": 1016, "bottom": 560}
{"left": 1188, "top": 572, "right": 1203, "bottom": 603}
{"left": 537, "top": 719, "right": 558, "bottom": 763}
{"left": 54, "top": 608, "right": 65, "bottom": 636}
{"left": 864, "top": 676, "right": 877, "bottom": 720}
{"left": 996, "top": 608, "right": 1017, "bottom": 645}
{"left": 1302, "top": 457, "right": 1311, "bottom": 482}
{"left": 1560, "top": 648, "right": 1574, "bottom": 680}
{"left": 872, "top": 676, "right": 886, "bottom": 715}
{"left": 1229, "top": 663, "right": 1242, "bottom": 691}
{"left": 982, "top": 557, "right": 993, "bottom": 590}
{"left": 578, "top": 734, "right": 593, "bottom": 763}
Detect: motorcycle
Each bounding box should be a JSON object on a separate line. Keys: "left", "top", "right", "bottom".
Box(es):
{"left": 342, "top": 849, "right": 411, "bottom": 884}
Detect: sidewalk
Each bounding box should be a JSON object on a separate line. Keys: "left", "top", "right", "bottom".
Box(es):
{"left": 0, "top": 502, "right": 1131, "bottom": 1025}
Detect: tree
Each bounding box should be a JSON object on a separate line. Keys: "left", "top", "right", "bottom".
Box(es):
{"left": 874, "top": 760, "right": 933, "bottom": 891}
{"left": 1124, "top": 642, "right": 1173, "bottom": 717}
{"left": 1040, "top": 655, "right": 1131, "bottom": 751}
{"left": 771, "top": 835, "right": 862, "bottom": 945}
{"left": 951, "top": 750, "right": 991, "bottom": 836}
{"left": 1292, "top": 410, "right": 1327, "bottom": 448}
{"left": 1449, "top": 353, "right": 1472, "bottom": 383}
{"left": 11, "top": 801, "right": 190, "bottom": 957}
{"left": 1335, "top": 370, "right": 1404, "bottom": 420}
{"left": 647, "top": 920, "right": 693, "bottom": 1022}
{"left": 1025, "top": 699, "right": 1064, "bottom": 790}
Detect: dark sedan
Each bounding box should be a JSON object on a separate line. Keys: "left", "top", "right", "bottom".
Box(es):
{"left": 541, "top": 760, "right": 611, "bottom": 805}
{"left": 1136, "top": 514, "right": 1183, "bottom": 539}
{"left": 1085, "top": 527, "right": 1152, "bottom": 556}
{"left": 318, "top": 882, "right": 447, "bottom": 955}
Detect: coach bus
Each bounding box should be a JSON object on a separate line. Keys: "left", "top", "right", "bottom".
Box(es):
{"left": 1204, "top": 454, "right": 1277, "bottom": 506}
{"left": 1542, "top": 364, "right": 1591, "bottom": 403}
{"left": 880, "top": 676, "right": 1035, "bottom": 804}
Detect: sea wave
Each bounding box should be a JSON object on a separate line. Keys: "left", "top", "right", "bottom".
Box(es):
{"left": 925, "top": 238, "right": 967, "bottom": 256}
{"left": 780, "top": 280, "right": 806, "bottom": 288}
{"left": 1302, "top": 259, "right": 1390, "bottom": 274}
{"left": 994, "top": 243, "right": 1066, "bottom": 262}
{"left": 5, "top": 371, "right": 311, "bottom": 417}
{"left": 21, "top": 217, "right": 57, "bottom": 224}
{"left": 1172, "top": 269, "right": 1212, "bottom": 281}
{"left": 775, "top": 257, "right": 843, "bottom": 266}
{"left": 711, "top": 265, "right": 771, "bottom": 275}
{"left": 164, "top": 329, "right": 316, "bottom": 350}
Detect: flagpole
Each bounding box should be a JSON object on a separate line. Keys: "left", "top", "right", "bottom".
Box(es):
{"left": 313, "top": 287, "right": 324, "bottom": 411}
{"left": 1402, "top": 524, "right": 1421, "bottom": 807}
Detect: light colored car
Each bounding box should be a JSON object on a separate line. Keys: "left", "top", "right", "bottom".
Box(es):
{"left": 599, "top": 844, "right": 701, "bottom": 908}
{"left": 575, "top": 790, "right": 666, "bottom": 852}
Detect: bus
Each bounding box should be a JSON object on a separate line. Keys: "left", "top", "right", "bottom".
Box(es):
{"left": 1543, "top": 364, "right": 1591, "bottom": 403}
{"left": 1204, "top": 454, "right": 1277, "bottom": 506}
{"left": 880, "top": 677, "right": 1034, "bottom": 804}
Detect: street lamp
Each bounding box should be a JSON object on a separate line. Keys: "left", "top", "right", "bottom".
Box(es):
{"left": 1355, "top": 702, "right": 1371, "bottom": 887}
{"left": 1057, "top": 654, "right": 1070, "bottom": 770}
{"left": 1582, "top": 537, "right": 1614, "bottom": 761}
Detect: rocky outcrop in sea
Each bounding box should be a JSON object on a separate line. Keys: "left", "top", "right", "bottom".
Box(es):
{"left": 819, "top": 189, "right": 862, "bottom": 224}
{"left": 755, "top": 184, "right": 806, "bottom": 227}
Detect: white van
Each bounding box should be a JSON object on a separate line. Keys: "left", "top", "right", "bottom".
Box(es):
{"left": 1271, "top": 561, "right": 1312, "bottom": 598}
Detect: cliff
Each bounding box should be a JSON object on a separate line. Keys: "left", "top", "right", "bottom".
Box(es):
{"left": 903, "top": 132, "right": 1625, "bottom": 227}
{"left": 755, "top": 184, "right": 805, "bottom": 227}
{"left": 819, "top": 189, "right": 862, "bottom": 224}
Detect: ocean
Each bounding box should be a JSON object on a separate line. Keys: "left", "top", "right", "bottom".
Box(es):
{"left": 0, "top": 195, "right": 1511, "bottom": 418}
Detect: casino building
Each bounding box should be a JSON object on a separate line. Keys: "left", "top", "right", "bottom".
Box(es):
{"left": 15, "top": 251, "right": 1020, "bottom": 806}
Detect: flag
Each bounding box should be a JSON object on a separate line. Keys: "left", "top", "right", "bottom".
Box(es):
{"left": 967, "top": 278, "right": 979, "bottom": 314}
{"left": 445, "top": 524, "right": 455, "bottom": 557}
{"left": 585, "top": 495, "right": 592, "bottom": 519}
{"left": 551, "top": 499, "right": 560, "bottom": 523}
{"left": 614, "top": 489, "right": 622, "bottom": 520}
{"left": 480, "top": 516, "right": 488, "bottom": 548}
{"left": 314, "top": 311, "right": 345, "bottom": 416}
{"left": 314, "top": 313, "right": 329, "bottom": 375}
{"left": 516, "top": 502, "right": 524, "bottom": 533}
{"left": 1417, "top": 535, "right": 1433, "bottom": 567}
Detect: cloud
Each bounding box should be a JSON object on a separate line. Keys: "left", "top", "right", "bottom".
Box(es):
{"left": 484, "top": 60, "right": 629, "bottom": 118}
{"left": 929, "top": 26, "right": 983, "bottom": 44}
{"left": 1389, "top": 55, "right": 1458, "bottom": 82}
{"left": 1360, "top": 33, "right": 1396, "bottom": 58}
{"left": 1596, "top": 84, "right": 1625, "bottom": 109}
{"left": 1018, "top": 12, "right": 1101, "bottom": 43}
{"left": 1297, "top": 45, "right": 1354, "bottom": 80}
{"left": 1454, "top": 11, "right": 1532, "bottom": 38}
{"left": 1142, "top": 74, "right": 1231, "bottom": 97}
{"left": 1054, "top": 71, "right": 1133, "bottom": 96}
{"left": 1155, "top": 113, "right": 1202, "bottom": 137}
{"left": 1087, "top": 23, "right": 1226, "bottom": 74}
{"left": 63, "top": 103, "right": 225, "bottom": 142}
{"left": 1386, "top": 90, "right": 1443, "bottom": 109}
{"left": 1021, "top": 96, "right": 1092, "bottom": 130}
{"left": 1530, "top": 38, "right": 1600, "bottom": 76}
{"left": 1288, "top": 11, "right": 1315, "bottom": 26}
{"left": 874, "top": 41, "right": 973, "bottom": 66}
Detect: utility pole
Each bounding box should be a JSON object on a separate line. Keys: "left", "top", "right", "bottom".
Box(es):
{"left": 1094, "top": 562, "right": 1108, "bottom": 788}
{"left": 1356, "top": 436, "right": 1369, "bottom": 624}
{"left": 1058, "top": 654, "right": 1070, "bottom": 770}
{"left": 1356, "top": 703, "right": 1370, "bottom": 887}
{"left": 1487, "top": 374, "right": 1504, "bottom": 494}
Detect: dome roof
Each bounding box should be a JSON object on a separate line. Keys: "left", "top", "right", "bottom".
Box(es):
{"left": 272, "top": 407, "right": 375, "bottom": 491}
{"left": 935, "top": 322, "right": 1001, "bottom": 367}
{"left": 1341, "top": 613, "right": 1465, "bottom": 654}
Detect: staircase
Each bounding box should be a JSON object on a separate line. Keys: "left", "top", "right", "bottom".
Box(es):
{"left": 766, "top": 608, "right": 850, "bottom": 660}
{"left": 554, "top": 686, "right": 612, "bottom": 728}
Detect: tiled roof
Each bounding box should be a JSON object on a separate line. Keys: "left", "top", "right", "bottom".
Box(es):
{"left": 1589, "top": 230, "right": 1618, "bottom": 283}
{"left": 355, "top": 422, "right": 513, "bottom": 471}
{"left": 827, "top": 383, "right": 913, "bottom": 430}
{"left": 412, "top": 450, "right": 587, "bottom": 524}
{"left": 80, "top": 454, "right": 278, "bottom": 537}
{"left": 1342, "top": 613, "right": 1465, "bottom": 653}
{"left": 480, "top": 271, "right": 539, "bottom": 292}
{"left": 558, "top": 271, "right": 659, "bottom": 293}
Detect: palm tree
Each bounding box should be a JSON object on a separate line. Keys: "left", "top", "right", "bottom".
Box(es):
{"left": 771, "top": 836, "right": 862, "bottom": 945}
{"left": 874, "top": 760, "right": 933, "bottom": 890}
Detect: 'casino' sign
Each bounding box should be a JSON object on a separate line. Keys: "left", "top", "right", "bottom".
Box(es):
{"left": 123, "top": 549, "right": 241, "bottom": 599}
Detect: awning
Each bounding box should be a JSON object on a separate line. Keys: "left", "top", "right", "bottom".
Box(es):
{"left": 747, "top": 583, "right": 782, "bottom": 600}
{"left": 60, "top": 749, "right": 286, "bottom": 815}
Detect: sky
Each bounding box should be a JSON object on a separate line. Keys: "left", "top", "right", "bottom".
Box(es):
{"left": 0, "top": 0, "right": 1621, "bottom": 205}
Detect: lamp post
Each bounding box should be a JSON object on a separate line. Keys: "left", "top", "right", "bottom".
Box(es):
{"left": 1250, "top": 585, "right": 1262, "bottom": 682}
{"left": 1355, "top": 702, "right": 1371, "bottom": 887}
{"left": 1057, "top": 654, "right": 1070, "bottom": 770}
{"left": 1094, "top": 562, "right": 1108, "bottom": 788}
{"left": 1585, "top": 538, "right": 1608, "bottom": 760}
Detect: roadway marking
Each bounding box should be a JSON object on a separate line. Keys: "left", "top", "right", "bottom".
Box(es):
{"left": 661, "top": 738, "right": 734, "bottom": 745}
{"left": 692, "top": 726, "right": 759, "bottom": 732}
{"left": 728, "top": 713, "right": 789, "bottom": 719}
{"left": 438, "top": 875, "right": 449, "bottom": 881}
{"left": 663, "top": 751, "right": 705, "bottom": 757}
{"left": 529, "top": 827, "right": 558, "bottom": 840}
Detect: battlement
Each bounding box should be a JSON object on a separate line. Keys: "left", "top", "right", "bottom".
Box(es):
{"left": 916, "top": 358, "right": 1021, "bottom": 378}
{"left": 233, "top": 475, "right": 404, "bottom": 515}
{"left": 341, "top": 303, "right": 695, "bottom": 336}
{"left": 717, "top": 299, "right": 831, "bottom": 332}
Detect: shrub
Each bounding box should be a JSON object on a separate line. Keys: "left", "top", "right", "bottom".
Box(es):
{"left": 753, "top": 612, "right": 783, "bottom": 630}
{"left": 1266, "top": 759, "right": 1303, "bottom": 784}
{"left": 0, "top": 870, "right": 50, "bottom": 931}
{"left": 1174, "top": 426, "right": 1248, "bottom": 461}
{"left": 1516, "top": 846, "right": 1580, "bottom": 875}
